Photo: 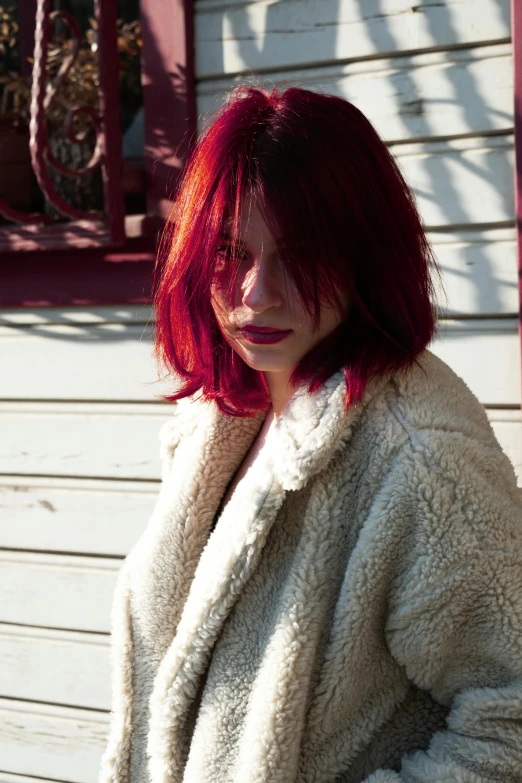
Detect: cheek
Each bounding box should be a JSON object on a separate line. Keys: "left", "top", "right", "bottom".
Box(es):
{"left": 210, "top": 280, "right": 234, "bottom": 331}
{"left": 211, "top": 267, "right": 237, "bottom": 304}
{"left": 283, "top": 284, "right": 309, "bottom": 323}
{"left": 211, "top": 271, "right": 229, "bottom": 300}
{"left": 318, "top": 306, "right": 345, "bottom": 339}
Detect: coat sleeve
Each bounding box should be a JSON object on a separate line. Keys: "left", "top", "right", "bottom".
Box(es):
{"left": 364, "top": 428, "right": 522, "bottom": 783}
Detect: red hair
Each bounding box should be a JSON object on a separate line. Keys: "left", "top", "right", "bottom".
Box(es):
{"left": 153, "top": 85, "right": 442, "bottom": 416}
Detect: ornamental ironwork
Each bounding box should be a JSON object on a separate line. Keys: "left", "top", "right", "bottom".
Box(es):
{"left": 0, "top": 0, "right": 125, "bottom": 245}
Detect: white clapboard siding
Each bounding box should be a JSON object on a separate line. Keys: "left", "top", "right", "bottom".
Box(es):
{"left": 0, "top": 477, "right": 156, "bottom": 556}
{"left": 0, "top": 304, "right": 153, "bottom": 326}
{"left": 0, "top": 403, "right": 172, "bottom": 480}
{"left": 0, "top": 698, "right": 107, "bottom": 783}
{"left": 487, "top": 409, "right": 522, "bottom": 479}
{"left": 431, "top": 227, "right": 518, "bottom": 316}
{"left": 194, "top": 0, "right": 511, "bottom": 78}
{"left": 0, "top": 624, "right": 110, "bottom": 711}
{"left": 0, "top": 427, "right": 520, "bottom": 728}
{"left": 391, "top": 134, "right": 514, "bottom": 227}
{"left": 0, "top": 774, "right": 64, "bottom": 783}
{"left": 432, "top": 318, "right": 521, "bottom": 406}
{"left": 0, "top": 327, "right": 518, "bottom": 487}
{"left": 0, "top": 324, "right": 517, "bottom": 490}
{"left": 198, "top": 43, "right": 514, "bottom": 141}
{"left": 0, "top": 321, "right": 171, "bottom": 402}
{"left": 0, "top": 249, "right": 519, "bottom": 411}
{"left": 0, "top": 551, "right": 119, "bottom": 633}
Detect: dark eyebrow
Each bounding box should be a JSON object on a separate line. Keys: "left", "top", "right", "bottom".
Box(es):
{"left": 218, "top": 230, "right": 289, "bottom": 253}
{"left": 218, "top": 231, "right": 246, "bottom": 247}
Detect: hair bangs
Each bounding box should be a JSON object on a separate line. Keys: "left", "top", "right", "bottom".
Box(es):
{"left": 253, "top": 165, "right": 351, "bottom": 332}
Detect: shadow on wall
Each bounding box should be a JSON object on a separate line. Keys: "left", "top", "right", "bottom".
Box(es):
{"left": 196, "top": 0, "right": 515, "bottom": 319}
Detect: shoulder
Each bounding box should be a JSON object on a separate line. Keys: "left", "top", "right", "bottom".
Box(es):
{"left": 157, "top": 395, "right": 213, "bottom": 480}
{"left": 368, "top": 351, "right": 522, "bottom": 546}
{"left": 384, "top": 349, "right": 495, "bottom": 444}
{"left": 352, "top": 356, "right": 522, "bottom": 610}
{"left": 347, "top": 350, "right": 521, "bottom": 514}
{"left": 365, "top": 350, "right": 510, "bottom": 466}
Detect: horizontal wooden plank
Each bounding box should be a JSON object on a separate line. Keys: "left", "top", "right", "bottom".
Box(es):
{"left": 0, "top": 325, "right": 518, "bottom": 483}
{"left": 431, "top": 318, "right": 520, "bottom": 406}
{"left": 0, "top": 624, "right": 110, "bottom": 711}
{"left": 0, "top": 477, "right": 157, "bottom": 556}
{"left": 487, "top": 409, "right": 522, "bottom": 481}
{"left": 0, "top": 304, "right": 152, "bottom": 327}
{"left": 0, "top": 403, "right": 172, "bottom": 480}
{"left": 0, "top": 238, "right": 519, "bottom": 406}
{"left": 0, "top": 698, "right": 107, "bottom": 783}
{"left": 198, "top": 43, "right": 514, "bottom": 141}
{"left": 431, "top": 227, "right": 518, "bottom": 316}
{"left": 0, "top": 551, "right": 120, "bottom": 633}
{"left": 0, "top": 772, "right": 64, "bottom": 783}
{"left": 0, "top": 774, "right": 67, "bottom": 783}
{"left": 195, "top": 0, "right": 511, "bottom": 79}
{"left": 392, "top": 134, "right": 514, "bottom": 227}
{"left": 0, "top": 321, "right": 172, "bottom": 402}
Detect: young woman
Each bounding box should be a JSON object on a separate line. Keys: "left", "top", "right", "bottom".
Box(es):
{"left": 99, "top": 86, "right": 522, "bottom": 783}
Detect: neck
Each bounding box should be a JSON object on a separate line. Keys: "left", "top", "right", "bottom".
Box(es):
{"left": 263, "top": 370, "right": 295, "bottom": 418}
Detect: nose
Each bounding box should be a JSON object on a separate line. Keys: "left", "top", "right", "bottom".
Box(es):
{"left": 240, "top": 255, "right": 283, "bottom": 312}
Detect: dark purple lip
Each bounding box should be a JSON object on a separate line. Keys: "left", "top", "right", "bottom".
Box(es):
{"left": 239, "top": 327, "right": 292, "bottom": 345}
{"left": 239, "top": 325, "right": 290, "bottom": 333}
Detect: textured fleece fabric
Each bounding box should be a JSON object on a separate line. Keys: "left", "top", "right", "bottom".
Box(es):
{"left": 98, "top": 349, "right": 522, "bottom": 783}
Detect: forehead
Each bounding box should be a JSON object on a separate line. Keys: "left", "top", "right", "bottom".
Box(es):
{"left": 222, "top": 199, "right": 264, "bottom": 228}
{"left": 222, "top": 202, "right": 277, "bottom": 244}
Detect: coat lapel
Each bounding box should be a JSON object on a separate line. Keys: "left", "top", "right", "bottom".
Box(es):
{"left": 128, "top": 399, "right": 266, "bottom": 665}
{"left": 99, "top": 400, "right": 267, "bottom": 783}
{"left": 100, "top": 366, "right": 391, "bottom": 783}
{"left": 146, "top": 403, "right": 284, "bottom": 781}
{"left": 270, "top": 368, "right": 372, "bottom": 491}
{"left": 146, "top": 369, "right": 388, "bottom": 782}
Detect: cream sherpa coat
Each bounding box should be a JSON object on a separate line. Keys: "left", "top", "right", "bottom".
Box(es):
{"left": 98, "top": 349, "right": 522, "bottom": 783}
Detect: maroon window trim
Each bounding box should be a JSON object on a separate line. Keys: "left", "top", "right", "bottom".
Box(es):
{"left": 141, "top": 0, "right": 197, "bottom": 220}
{"left": 97, "top": 0, "right": 126, "bottom": 246}
{"left": 514, "top": 0, "right": 522, "bottom": 407}
{"left": 18, "top": 0, "right": 37, "bottom": 78}
{"left": 0, "top": 235, "right": 157, "bottom": 307}
{"left": 0, "top": 0, "right": 196, "bottom": 308}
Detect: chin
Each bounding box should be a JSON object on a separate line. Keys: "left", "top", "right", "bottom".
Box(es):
{"left": 238, "top": 351, "right": 295, "bottom": 374}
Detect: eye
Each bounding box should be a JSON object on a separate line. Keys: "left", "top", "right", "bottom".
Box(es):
{"left": 216, "top": 244, "right": 234, "bottom": 259}
{"left": 215, "top": 244, "right": 248, "bottom": 269}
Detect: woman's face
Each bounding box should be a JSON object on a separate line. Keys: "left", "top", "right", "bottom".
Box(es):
{"left": 210, "top": 200, "right": 348, "bottom": 377}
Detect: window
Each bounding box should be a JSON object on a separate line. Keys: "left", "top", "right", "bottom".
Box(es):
{"left": 0, "top": 0, "right": 195, "bottom": 306}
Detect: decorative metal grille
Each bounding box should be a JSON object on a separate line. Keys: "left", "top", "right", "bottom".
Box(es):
{"left": 0, "top": 0, "right": 125, "bottom": 249}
